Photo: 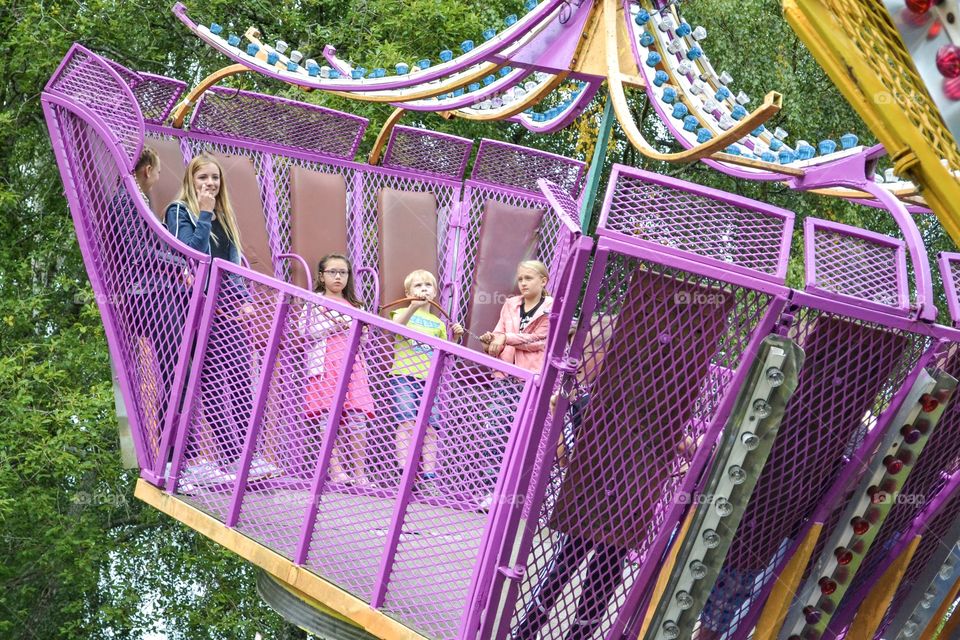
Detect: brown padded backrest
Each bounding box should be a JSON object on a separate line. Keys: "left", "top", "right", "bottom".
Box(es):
{"left": 148, "top": 137, "right": 187, "bottom": 223}
{"left": 463, "top": 200, "right": 543, "bottom": 351}
{"left": 289, "top": 166, "right": 348, "bottom": 290}
{"left": 377, "top": 188, "right": 438, "bottom": 308}
{"left": 210, "top": 151, "right": 273, "bottom": 276}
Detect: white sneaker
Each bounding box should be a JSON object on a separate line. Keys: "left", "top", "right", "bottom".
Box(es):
{"left": 177, "top": 458, "right": 236, "bottom": 492}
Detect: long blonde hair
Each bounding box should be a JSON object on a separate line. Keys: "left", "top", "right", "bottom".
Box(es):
{"left": 174, "top": 155, "right": 241, "bottom": 248}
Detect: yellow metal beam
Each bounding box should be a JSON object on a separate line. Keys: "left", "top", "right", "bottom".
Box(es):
{"left": 170, "top": 64, "right": 249, "bottom": 128}
{"left": 919, "top": 574, "right": 960, "bottom": 640}
{"left": 846, "top": 534, "right": 922, "bottom": 640}
{"left": 368, "top": 108, "right": 406, "bottom": 166}
{"left": 754, "top": 522, "right": 823, "bottom": 638}
{"left": 784, "top": 0, "right": 960, "bottom": 247}
{"left": 134, "top": 480, "right": 426, "bottom": 640}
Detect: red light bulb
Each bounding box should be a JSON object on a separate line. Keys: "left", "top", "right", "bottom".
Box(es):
{"left": 835, "top": 547, "right": 854, "bottom": 565}
{"left": 905, "top": 0, "right": 933, "bottom": 13}
{"left": 819, "top": 576, "right": 838, "bottom": 595}
{"left": 851, "top": 516, "right": 870, "bottom": 535}
{"left": 920, "top": 394, "right": 939, "bottom": 412}
{"left": 939, "top": 46, "right": 960, "bottom": 79}
{"left": 884, "top": 455, "right": 904, "bottom": 474}
{"left": 946, "top": 77, "right": 960, "bottom": 101}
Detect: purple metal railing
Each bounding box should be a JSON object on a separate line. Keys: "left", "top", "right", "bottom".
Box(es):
{"left": 45, "top": 44, "right": 960, "bottom": 640}
{"left": 382, "top": 126, "right": 474, "bottom": 180}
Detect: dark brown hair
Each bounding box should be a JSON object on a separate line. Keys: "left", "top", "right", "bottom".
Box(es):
{"left": 316, "top": 253, "right": 363, "bottom": 309}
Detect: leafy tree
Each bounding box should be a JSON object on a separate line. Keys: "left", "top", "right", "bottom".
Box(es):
{"left": 0, "top": 0, "right": 952, "bottom": 637}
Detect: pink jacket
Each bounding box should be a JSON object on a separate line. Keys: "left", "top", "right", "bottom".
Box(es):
{"left": 493, "top": 295, "right": 553, "bottom": 372}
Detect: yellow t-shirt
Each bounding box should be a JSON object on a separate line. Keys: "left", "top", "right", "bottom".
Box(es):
{"left": 391, "top": 308, "right": 447, "bottom": 378}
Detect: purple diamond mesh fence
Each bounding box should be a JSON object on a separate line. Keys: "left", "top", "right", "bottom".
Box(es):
{"left": 715, "top": 308, "right": 927, "bottom": 640}
{"left": 191, "top": 86, "right": 368, "bottom": 160}
{"left": 382, "top": 126, "right": 473, "bottom": 180}
{"left": 46, "top": 45, "right": 144, "bottom": 172}
{"left": 831, "top": 346, "right": 960, "bottom": 617}
{"left": 599, "top": 167, "right": 793, "bottom": 282}
{"left": 47, "top": 103, "right": 204, "bottom": 474}
{"left": 167, "top": 261, "right": 537, "bottom": 638}
{"left": 133, "top": 73, "right": 188, "bottom": 125}
{"left": 471, "top": 139, "right": 585, "bottom": 197}
{"left": 806, "top": 218, "right": 908, "bottom": 311}
{"left": 873, "top": 490, "right": 960, "bottom": 638}
{"left": 502, "top": 248, "right": 776, "bottom": 640}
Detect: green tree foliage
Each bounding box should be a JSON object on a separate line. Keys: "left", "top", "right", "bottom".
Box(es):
{"left": 0, "top": 0, "right": 953, "bottom": 637}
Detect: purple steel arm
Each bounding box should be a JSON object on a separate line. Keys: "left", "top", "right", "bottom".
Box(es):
{"left": 172, "top": 0, "right": 568, "bottom": 92}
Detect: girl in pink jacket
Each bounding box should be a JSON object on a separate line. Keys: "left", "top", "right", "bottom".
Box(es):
{"left": 480, "top": 260, "right": 553, "bottom": 373}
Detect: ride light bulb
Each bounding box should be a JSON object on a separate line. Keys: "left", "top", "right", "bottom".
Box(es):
{"left": 937, "top": 45, "right": 960, "bottom": 79}
{"left": 803, "top": 606, "right": 821, "bottom": 624}
{"left": 703, "top": 529, "right": 720, "bottom": 548}
{"left": 741, "top": 432, "right": 760, "bottom": 450}
{"left": 728, "top": 465, "right": 747, "bottom": 484}
{"left": 676, "top": 591, "right": 694, "bottom": 610}
{"left": 883, "top": 455, "right": 904, "bottom": 475}
{"left": 851, "top": 516, "right": 869, "bottom": 535}
{"left": 767, "top": 367, "right": 785, "bottom": 387}
{"left": 834, "top": 547, "right": 853, "bottom": 565}
{"left": 663, "top": 621, "right": 680, "bottom": 639}
{"left": 920, "top": 393, "right": 939, "bottom": 412}
{"left": 818, "top": 576, "right": 838, "bottom": 595}
{"left": 690, "top": 560, "right": 708, "bottom": 579}
{"left": 753, "top": 398, "right": 773, "bottom": 418}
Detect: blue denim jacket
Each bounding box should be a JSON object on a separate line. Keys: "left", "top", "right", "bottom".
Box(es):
{"left": 164, "top": 202, "right": 241, "bottom": 265}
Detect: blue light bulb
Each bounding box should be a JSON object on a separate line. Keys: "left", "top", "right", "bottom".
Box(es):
{"left": 726, "top": 145, "right": 741, "bottom": 156}
{"left": 267, "top": 51, "right": 279, "bottom": 65}
{"left": 210, "top": 23, "right": 223, "bottom": 35}
{"left": 760, "top": 151, "right": 776, "bottom": 162}
{"left": 635, "top": 8, "right": 650, "bottom": 25}
{"left": 731, "top": 104, "right": 747, "bottom": 120}
{"left": 676, "top": 23, "right": 692, "bottom": 37}
{"left": 840, "top": 132, "right": 859, "bottom": 149}
{"left": 697, "top": 128, "right": 713, "bottom": 143}
{"left": 779, "top": 150, "right": 796, "bottom": 164}
{"left": 227, "top": 34, "right": 241, "bottom": 47}
{"left": 640, "top": 32, "right": 655, "bottom": 47}
{"left": 686, "top": 46, "right": 703, "bottom": 60}
{"left": 395, "top": 62, "right": 409, "bottom": 74}
{"left": 662, "top": 87, "right": 677, "bottom": 103}
{"left": 683, "top": 115, "right": 699, "bottom": 132}
{"left": 525, "top": 0, "right": 538, "bottom": 10}
{"left": 769, "top": 139, "right": 783, "bottom": 151}
{"left": 483, "top": 28, "right": 497, "bottom": 41}
{"left": 646, "top": 52, "right": 661, "bottom": 67}
{"left": 715, "top": 86, "right": 730, "bottom": 101}
{"left": 653, "top": 70, "right": 669, "bottom": 87}
{"left": 818, "top": 139, "right": 837, "bottom": 155}
{"left": 246, "top": 43, "right": 260, "bottom": 56}
{"left": 439, "top": 49, "right": 453, "bottom": 62}
{"left": 461, "top": 40, "right": 475, "bottom": 52}
{"left": 504, "top": 14, "right": 518, "bottom": 27}
{"left": 752, "top": 125, "right": 766, "bottom": 136}
{"left": 672, "top": 103, "right": 689, "bottom": 119}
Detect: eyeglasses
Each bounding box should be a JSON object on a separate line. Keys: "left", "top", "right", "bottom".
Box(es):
{"left": 323, "top": 269, "right": 349, "bottom": 278}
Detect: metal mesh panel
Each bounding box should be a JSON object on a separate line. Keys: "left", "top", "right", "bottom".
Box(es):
{"left": 809, "top": 224, "right": 905, "bottom": 309}
{"left": 707, "top": 308, "right": 927, "bottom": 638}
{"left": 873, "top": 492, "right": 960, "bottom": 638}
{"left": 841, "top": 348, "right": 960, "bottom": 602}
{"left": 602, "top": 171, "right": 790, "bottom": 279}
{"left": 454, "top": 184, "right": 569, "bottom": 327}
{"left": 47, "top": 46, "right": 143, "bottom": 171}
{"left": 168, "top": 266, "right": 534, "bottom": 637}
{"left": 133, "top": 73, "right": 187, "bottom": 125}
{"left": 382, "top": 126, "right": 473, "bottom": 180}
{"left": 190, "top": 87, "right": 367, "bottom": 160}
{"left": 505, "top": 252, "right": 774, "bottom": 640}
{"left": 471, "top": 139, "right": 585, "bottom": 196}
{"left": 174, "top": 272, "right": 276, "bottom": 520}
{"left": 380, "top": 357, "right": 527, "bottom": 639}
{"left": 52, "top": 105, "right": 203, "bottom": 472}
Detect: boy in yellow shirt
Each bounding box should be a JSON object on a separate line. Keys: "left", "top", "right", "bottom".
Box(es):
{"left": 390, "top": 270, "right": 463, "bottom": 477}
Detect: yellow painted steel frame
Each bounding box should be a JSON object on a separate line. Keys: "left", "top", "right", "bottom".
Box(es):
{"left": 368, "top": 108, "right": 407, "bottom": 166}
{"left": 846, "top": 534, "right": 922, "bottom": 640}
{"left": 784, "top": 0, "right": 960, "bottom": 247}
{"left": 754, "top": 522, "right": 824, "bottom": 638}
{"left": 605, "top": 0, "right": 783, "bottom": 164}
{"left": 135, "top": 480, "right": 426, "bottom": 640}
